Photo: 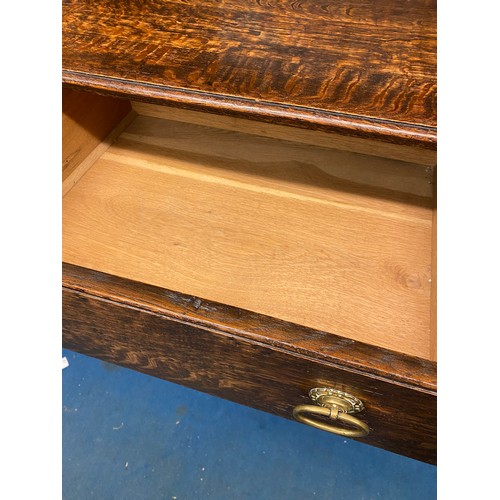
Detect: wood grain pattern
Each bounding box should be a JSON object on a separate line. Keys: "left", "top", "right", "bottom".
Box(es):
{"left": 62, "top": 88, "right": 132, "bottom": 191}
{"left": 63, "top": 114, "right": 434, "bottom": 359}
{"left": 62, "top": 0, "right": 437, "bottom": 462}
{"left": 122, "top": 113, "right": 435, "bottom": 199}
{"left": 132, "top": 101, "right": 437, "bottom": 166}
{"left": 62, "top": 263, "right": 437, "bottom": 464}
{"left": 429, "top": 172, "right": 437, "bottom": 361}
{"left": 62, "top": 0, "right": 436, "bottom": 149}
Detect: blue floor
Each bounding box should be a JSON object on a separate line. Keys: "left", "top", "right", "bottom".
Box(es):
{"left": 62, "top": 349, "right": 436, "bottom": 499}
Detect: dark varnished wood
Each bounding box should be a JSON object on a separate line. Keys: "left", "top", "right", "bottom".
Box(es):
{"left": 62, "top": 0, "right": 436, "bottom": 149}
{"left": 62, "top": 263, "right": 436, "bottom": 463}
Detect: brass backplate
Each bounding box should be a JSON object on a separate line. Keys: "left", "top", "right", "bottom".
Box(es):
{"left": 309, "top": 388, "right": 364, "bottom": 414}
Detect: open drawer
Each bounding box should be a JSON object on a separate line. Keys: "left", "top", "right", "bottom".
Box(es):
{"left": 62, "top": 89, "right": 436, "bottom": 463}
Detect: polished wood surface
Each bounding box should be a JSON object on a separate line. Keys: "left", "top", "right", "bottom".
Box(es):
{"left": 63, "top": 113, "right": 434, "bottom": 359}
{"left": 62, "top": 263, "right": 437, "bottom": 464}
{"left": 62, "top": 0, "right": 438, "bottom": 459}
{"left": 62, "top": 0, "right": 436, "bottom": 149}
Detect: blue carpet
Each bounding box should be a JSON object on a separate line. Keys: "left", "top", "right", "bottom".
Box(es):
{"left": 62, "top": 349, "right": 436, "bottom": 499}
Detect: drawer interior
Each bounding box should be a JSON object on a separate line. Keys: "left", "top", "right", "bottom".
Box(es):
{"left": 62, "top": 90, "right": 436, "bottom": 361}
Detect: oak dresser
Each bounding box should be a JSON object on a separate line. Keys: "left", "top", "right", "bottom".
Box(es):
{"left": 62, "top": 0, "right": 437, "bottom": 463}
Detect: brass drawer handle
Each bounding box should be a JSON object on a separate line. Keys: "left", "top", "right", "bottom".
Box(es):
{"left": 293, "top": 388, "right": 369, "bottom": 438}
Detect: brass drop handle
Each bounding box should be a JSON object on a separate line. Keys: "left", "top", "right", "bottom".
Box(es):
{"left": 293, "top": 388, "right": 369, "bottom": 438}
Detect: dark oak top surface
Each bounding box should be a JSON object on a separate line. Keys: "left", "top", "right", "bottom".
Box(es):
{"left": 62, "top": 0, "right": 436, "bottom": 148}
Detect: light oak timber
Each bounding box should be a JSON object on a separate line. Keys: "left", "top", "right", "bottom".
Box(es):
{"left": 62, "top": 89, "right": 132, "bottom": 194}
{"left": 132, "top": 102, "right": 437, "bottom": 166}
{"left": 121, "top": 114, "right": 435, "bottom": 202}
{"left": 62, "top": 111, "right": 137, "bottom": 196}
{"left": 429, "top": 171, "right": 437, "bottom": 361}
{"left": 63, "top": 114, "right": 434, "bottom": 359}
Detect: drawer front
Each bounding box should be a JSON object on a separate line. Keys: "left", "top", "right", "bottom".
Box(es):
{"left": 62, "top": 264, "right": 436, "bottom": 464}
